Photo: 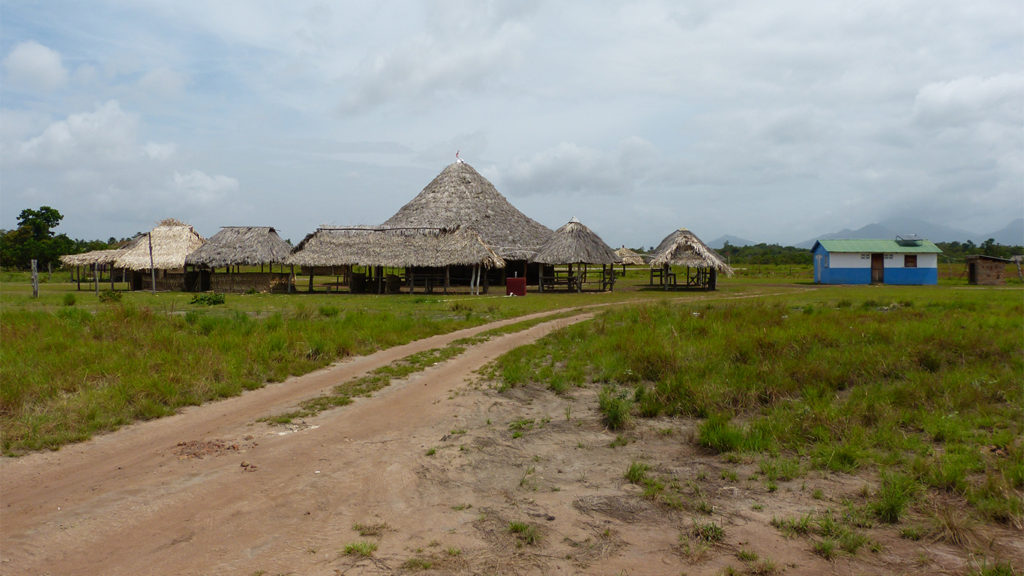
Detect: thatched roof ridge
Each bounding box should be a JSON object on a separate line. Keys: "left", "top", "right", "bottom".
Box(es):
{"left": 531, "top": 218, "right": 619, "bottom": 265}
{"left": 286, "top": 226, "right": 505, "bottom": 269}
{"left": 649, "top": 228, "right": 734, "bottom": 275}
{"left": 114, "top": 220, "right": 205, "bottom": 271}
{"left": 615, "top": 246, "right": 646, "bottom": 266}
{"left": 185, "top": 226, "right": 292, "bottom": 268}
{"left": 382, "top": 161, "right": 553, "bottom": 260}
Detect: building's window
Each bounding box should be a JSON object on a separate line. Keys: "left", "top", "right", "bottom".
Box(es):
{"left": 905, "top": 255, "right": 917, "bottom": 268}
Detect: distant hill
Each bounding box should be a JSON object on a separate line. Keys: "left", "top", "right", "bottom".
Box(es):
{"left": 795, "top": 218, "right": 1022, "bottom": 249}
{"left": 708, "top": 235, "right": 756, "bottom": 249}
{"left": 984, "top": 218, "right": 1023, "bottom": 245}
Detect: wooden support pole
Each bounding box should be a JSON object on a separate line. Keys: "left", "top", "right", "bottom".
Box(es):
{"left": 31, "top": 260, "right": 39, "bottom": 298}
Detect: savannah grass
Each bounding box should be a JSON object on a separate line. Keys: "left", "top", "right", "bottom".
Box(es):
{"left": 0, "top": 286, "right": 596, "bottom": 454}
{"left": 491, "top": 286, "right": 1024, "bottom": 525}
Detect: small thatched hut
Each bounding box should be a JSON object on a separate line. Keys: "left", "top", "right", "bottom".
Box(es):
{"left": 286, "top": 226, "right": 505, "bottom": 294}
{"left": 184, "top": 226, "right": 294, "bottom": 293}
{"left": 532, "top": 218, "right": 619, "bottom": 292}
{"left": 59, "top": 239, "right": 142, "bottom": 291}
{"left": 614, "top": 245, "right": 646, "bottom": 275}
{"left": 382, "top": 160, "right": 552, "bottom": 284}
{"left": 648, "top": 228, "right": 733, "bottom": 290}
{"left": 114, "top": 219, "right": 205, "bottom": 291}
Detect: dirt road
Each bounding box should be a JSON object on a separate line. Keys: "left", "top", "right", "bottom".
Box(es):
{"left": 1, "top": 310, "right": 606, "bottom": 575}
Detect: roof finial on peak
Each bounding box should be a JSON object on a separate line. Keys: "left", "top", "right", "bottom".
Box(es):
{"left": 456, "top": 150, "right": 464, "bottom": 163}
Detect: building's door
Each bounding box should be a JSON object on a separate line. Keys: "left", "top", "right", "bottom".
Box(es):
{"left": 871, "top": 254, "right": 884, "bottom": 284}
{"left": 968, "top": 262, "right": 977, "bottom": 284}
{"left": 814, "top": 254, "right": 823, "bottom": 283}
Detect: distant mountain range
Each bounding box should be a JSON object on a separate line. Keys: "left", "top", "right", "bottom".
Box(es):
{"left": 709, "top": 218, "right": 1024, "bottom": 250}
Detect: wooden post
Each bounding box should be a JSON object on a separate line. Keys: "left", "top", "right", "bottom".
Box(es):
{"left": 76, "top": 265, "right": 81, "bottom": 290}
{"left": 148, "top": 232, "right": 156, "bottom": 294}
{"left": 31, "top": 260, "right": 39, "bottom": 298}
{"left": 444, "top": 266, "right": 450, "bottom": 294}
{"left": 47, "top": 261, "right": 52, "bottom": 281}
{"left": 94, "top": 263, "right": 99, "bottom": 296}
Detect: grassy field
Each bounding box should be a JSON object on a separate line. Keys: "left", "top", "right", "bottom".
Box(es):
{"left": 489, "top": 285, "right": 1024, "bottom": 535}
{"left": 1, "top": 267, "right": 784, "bottom": 455}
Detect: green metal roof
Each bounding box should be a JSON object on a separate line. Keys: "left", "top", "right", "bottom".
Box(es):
{"left": 814, "top": 239, "right": 942, "bottom": 254}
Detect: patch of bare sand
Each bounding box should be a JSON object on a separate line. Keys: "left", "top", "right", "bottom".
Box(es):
{"left": 2, "top": 306, "right": 1021, "bottom": 576}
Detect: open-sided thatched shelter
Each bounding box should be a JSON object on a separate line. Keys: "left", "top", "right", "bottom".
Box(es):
{"left": 59, "top": 237, "right": 144, "bottom": 291}
{"left": 615, "top": 246, "right": 646, "bottom": 266}
{"left": 286, "top": 226, "right": 505, "bottom": 294}
{"left": 184, "top": 226, "right": 294, "bottom": 293}
{"left": 382, "top": 160, "right": 552, "bottom": 283}
{"left": 532, "top": 218, "right": 619, "bottom": 292}
{"left": 648, "top": 228, "right": 733, "bottom": 290}
{"left": 114, "top": 219, "right": 204, "bottom": 291}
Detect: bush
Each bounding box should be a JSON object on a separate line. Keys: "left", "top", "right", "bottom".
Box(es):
{"left": 98, "top": 289, "right": 121, "bottom": 303}
{"left": 190, "top": 293, "right": 225, "bottom": 305}
{"left": 62, "top": 293, "right": 76, "bottom": 306}
{"left": 871, "top": 473, "right": 918, "bottom": 523}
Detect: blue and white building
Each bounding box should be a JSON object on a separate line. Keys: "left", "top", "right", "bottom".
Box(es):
{"left": 812, "top": 238, "right": 942, "bottom": 285}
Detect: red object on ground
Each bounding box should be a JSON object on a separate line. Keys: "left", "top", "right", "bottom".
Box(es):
{"left": 505, "top": 277, "right": 526, "bottom": 296}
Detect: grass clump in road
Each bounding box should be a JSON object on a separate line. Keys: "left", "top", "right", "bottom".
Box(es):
{"left": 343, "top": 541, "right": 378, "bottom": 557}
{"left": 508, "top": 521, "right": 540, "bottom": 546}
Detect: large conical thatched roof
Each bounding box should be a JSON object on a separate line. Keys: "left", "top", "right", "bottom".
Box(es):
{"left": 615, "top": 246, "right": 646, "bottom": 266}
{"left": 531, "top": 217, "right": 619, "bottom": 265}
{"left": 185, "top": 226, "right": 292, "bottom": 268}
{"left": 382, "top": 161, "right": 552, "bottom": 260}
{"left": 114, "top": 219, "right": 205, "bottom": 271}
{"left": 286, "top": 226, "right": 505, "bottom": 269}
{"left": 649, "top": 228, "right": 733, "bottom": 275}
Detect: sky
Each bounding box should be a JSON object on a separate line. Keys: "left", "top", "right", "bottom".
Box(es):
{"left": 1, "top": 1, "right": 1022, "bottom": 248}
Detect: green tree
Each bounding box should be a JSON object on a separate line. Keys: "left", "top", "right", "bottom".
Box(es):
{"left": 0, "top": 206, "right": 70, "bottom": 269}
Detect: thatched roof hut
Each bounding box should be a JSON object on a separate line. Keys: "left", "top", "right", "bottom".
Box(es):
{"left": 185, "top": 226, "right": 292, "bottom": 268}
{"left": 615, "top": 246, "right": 646, "bottom": 266}
{"left": 60, "top": 236, "right": 145, "bottom": 268}
{"left": 382, "top": 161, "right": 552, "bottom": 260}
{"left": 532, "top": 218, "right": 619, "bottom": 265}
{"left": 286, "top": 226, "right": 505, "bottom": 269}
{"left": 114, "top": 219, "right": 204, "bottom": 271}
{"left": 649, "top": 228, "right": 733, "bottom": 275}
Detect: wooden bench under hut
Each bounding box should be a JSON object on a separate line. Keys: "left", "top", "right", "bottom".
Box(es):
{"left": 114, "top": 219, "right": 205, "bottom": 291}
{"left": 532, "top": 217, "right": 619, "bottom": 292}
{"left": 184, "top": 226, "right": 294, "bottom": 293}
{"left": 648, "top": 228, "right": 733, "bottom": 290}
{"left": 286, "top": 226, "right": 504, "bottom": 294}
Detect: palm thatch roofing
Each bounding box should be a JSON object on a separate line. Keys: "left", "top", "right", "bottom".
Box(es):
{"left": 531, "top": 217, "right": 619, "bottom": 265}
{"left": 382, "top": 160, "right": 552, "bottom": 260}
{"left": 185, "top": 226, "right": 292, "bottom": 268}
{"left": 60, "top": 236, "right": 146, "bottom": 267}
{"left": 114, "top": 219, "right": 205, "bottom": 271}
{"left": 615, "top": 246, "right": 646, "bottom": 266}
{"left": 649, "top": 228, "right": 734, "bottom": 275}
{"left": 286, "top": 226, "right": 505, "bottom": 269}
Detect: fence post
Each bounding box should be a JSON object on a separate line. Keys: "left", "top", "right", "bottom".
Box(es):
{"left": 31, "top": 259, "right": 39, "bottom": 298}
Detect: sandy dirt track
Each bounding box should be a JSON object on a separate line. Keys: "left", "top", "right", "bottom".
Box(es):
{"left": 1, "top": 309, "right": 600, "bottom": 575}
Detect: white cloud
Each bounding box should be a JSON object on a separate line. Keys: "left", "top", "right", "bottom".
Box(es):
{"left": 913, "top": 73, "right": 1024, "bottom": 127}
{"left": 17, "top": 101, "right": 140, "bottom": 165}
{"left": 2, "top": 41, "right": 68, "bottom": 92}
{"left": 173, "top": 170, "right": 239, "bottom": 205}
{"left": 138, "top": 67, "right": 187, "bottom": 97}
{"left": 498, "top": 138, "right": 662, "bottom": 197}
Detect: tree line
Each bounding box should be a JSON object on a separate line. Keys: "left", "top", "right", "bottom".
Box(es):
{"left": 0, "top": 207, "right": 131, "bottom": 270}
